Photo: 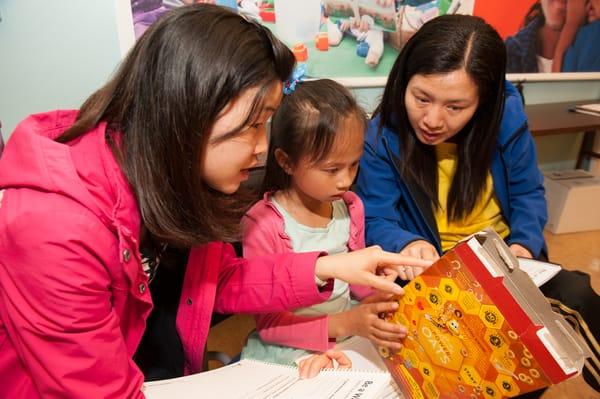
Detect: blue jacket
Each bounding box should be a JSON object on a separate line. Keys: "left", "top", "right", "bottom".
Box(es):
{"left": 356, "top": 81, "right": 548, "bottom": 258}
{"left": 562, "top": 20, "right": 600, "bottom": 72}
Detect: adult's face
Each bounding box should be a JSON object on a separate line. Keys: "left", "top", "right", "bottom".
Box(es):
{"left": 404, "top": 69, "right": 479, "bottom": 146}
{"left": 201, "top": 81, "right": 283, "bottom": 194}
{"left": 541, "top": 0, "right": 568, "bottom": 30}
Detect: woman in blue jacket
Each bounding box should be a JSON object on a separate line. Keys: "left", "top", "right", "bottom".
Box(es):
{"left": 356, "top": 14, "right": 599, "bottom": 393}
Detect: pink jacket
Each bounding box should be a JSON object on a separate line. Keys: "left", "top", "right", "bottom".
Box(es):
{"left": 242, "top": 192, "right": 372, "bottom": 353}
{"left": 0, "top": 111, "right": 332, "bottom": 399}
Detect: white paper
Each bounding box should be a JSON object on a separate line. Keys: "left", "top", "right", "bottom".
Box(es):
{"left": 334, "top": 336, "right": 406, "bottom": 399}
{"left": 572, "top": 103, "right": 600, "bottom": 117}
{"left": 334, "top": 336, "right": 386, "bottom": 372}
{"left": 374, "top": 380, "right": 404, "bottom": 399}
{"left": 518, "top": 258, "right": 562, "bottom": 287}
{"left": 143, "top": 358, "right": 390, "bottom": 399}
{"left": 576, "top": 103, "right": 600, "bottom": 113}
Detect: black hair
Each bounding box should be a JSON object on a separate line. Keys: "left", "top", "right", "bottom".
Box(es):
{"left": 523, "top": 1, "right": 544, "bottom": 28}
{"left": 57, "top": 4, "right": 295, "bottom": 246}
{"left": 261, "top": 79, "right": 367, "bottom": 194}
{"left": 375, "top": 14, "right": 506, "bottom": 222}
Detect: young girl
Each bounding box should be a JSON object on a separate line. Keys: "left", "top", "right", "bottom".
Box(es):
{"left": 0, "top": 5, "right": 430, "bottom": 398}
{"left": 356, "top": 14, "right": 599, "bottom": 394}
{"left": 240, "top": 79, "right": 416, "bottom": 366}
{"left": 505, "top": 0, "right": 586, "bottom": 73}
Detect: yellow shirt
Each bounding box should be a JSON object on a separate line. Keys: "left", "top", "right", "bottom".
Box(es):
{"left": 435, "top": 143, "right": 510, "bottom": 252}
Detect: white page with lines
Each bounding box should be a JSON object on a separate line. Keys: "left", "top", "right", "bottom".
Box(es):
{"left": 144, "top": 358, "right": 389, "bottom": 399}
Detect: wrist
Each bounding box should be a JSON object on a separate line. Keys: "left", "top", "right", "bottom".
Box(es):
{"left": 328, "top": 313, "right": 348, "bottom": 338}
{"left": 315, "top": 256, "right": 335, "bottom": 281}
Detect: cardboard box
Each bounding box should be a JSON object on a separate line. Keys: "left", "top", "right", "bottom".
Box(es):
{"left": 543, "top": 170, "right": 600, "bottom": 234}
{"left": 378, "top": 230, "right": 591, "bottom": 399}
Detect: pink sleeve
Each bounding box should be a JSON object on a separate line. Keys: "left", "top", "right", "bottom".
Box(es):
{"left": 0, "top": 204, "right": 144, "bottom": 399}
{"left": 255, "top": 312, "right": 333, "bottom": 352}
{"left": 224, "top": 213, "right": 333, "bottom": 352}
{"left": 349, "top": 194, "right": 374, "bottom": 301}
{"left": 241, "top": 212, "right": 279, "bottom": 259}
{"left": 350, "top": 285, "right": 374, "bottom": 301}
{"left": 213, "top": 243, "right": 332, "bottom": 316}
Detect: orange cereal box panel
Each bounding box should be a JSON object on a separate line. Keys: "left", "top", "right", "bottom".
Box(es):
{"left": 378, "top": 229, "right": 591, "bottom": 399}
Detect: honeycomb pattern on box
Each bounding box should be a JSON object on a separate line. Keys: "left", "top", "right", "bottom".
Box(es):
{"left": 379, "top": 251, "right": 551, "bottom": 399}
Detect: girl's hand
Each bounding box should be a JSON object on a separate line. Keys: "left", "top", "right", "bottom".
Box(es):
{"left": 298, "top": 350, "right": 352, "bottom": 379}
{"left": 509, "top": 243, "right": 533, "bottom": 259}
{"left": 340, "top": 19, "right": 352, "bottom": 32}
{"left": 329, "top": 296, "right": 407, "bottom": 352}
{"left": 399, "top": 240, "right": 439, "bottom": 280}
{"left": 358, "top": 15, "right": 372, "bottom": 32}
{"left": 315, "top": 246, "right": 433, "bottom": 295}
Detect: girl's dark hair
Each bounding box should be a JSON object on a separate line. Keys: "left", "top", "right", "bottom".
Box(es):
{"left": 56, "top": 4, "right": 295, "bottom": 247}
{"left": 523, "top": 1, "right": 543, "bottom": 27}
{"left": 261, "top": 79, "right": 367, "bottom": 194}
{"left": 375, "top": 14, "right": 506, "bottom": 222}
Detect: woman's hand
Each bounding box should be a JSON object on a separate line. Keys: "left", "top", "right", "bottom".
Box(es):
{"left": 314, "top": 246, "right": 433, "bottom": 295}
{"left": 298, "top": 350, "right": 352, "bottom": 379}
{"left": 509, "top": 243, "right": 533, "bottom": 259}
{"left": 329, "top": 292, "right": 407, "bottom": 352}
{"left": 399, "top": 240, "right": 439, "bottom": 279}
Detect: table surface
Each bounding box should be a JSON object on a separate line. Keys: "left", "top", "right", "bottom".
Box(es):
{"left": 525, "top": 100, "right": 600, "bottom": 136}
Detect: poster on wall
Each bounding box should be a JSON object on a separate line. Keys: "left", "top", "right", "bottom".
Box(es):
{"left": 126, "top": 0, "right": 600, "bottom": 87}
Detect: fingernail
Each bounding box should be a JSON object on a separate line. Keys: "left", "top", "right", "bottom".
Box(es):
{"left": 393, "top": 286, "right": 404, "bottom": 295}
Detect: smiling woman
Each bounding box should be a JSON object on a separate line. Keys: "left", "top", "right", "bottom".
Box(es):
{"left": 202, "top": 82, "right": 283, "bottom": 194}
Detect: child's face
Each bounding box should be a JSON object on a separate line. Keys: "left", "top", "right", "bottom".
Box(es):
{"left": 404, "top": 70, "right": 479, "bottom": 146}
{"left": 287, "top": 115, "right": 364, "bottom": 204}
{"left": 202, "top": 82, "right": 283, "bottom": 194}
{"left": 541, "top": 0, "right": 567, "bottom": 30}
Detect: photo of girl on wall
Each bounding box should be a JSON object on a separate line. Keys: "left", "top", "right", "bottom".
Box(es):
{"left": 504, "top": 0, "right": 600, "bottom": 74}
{"left": 129, "top": 0, "right": 599, "bottom": 83}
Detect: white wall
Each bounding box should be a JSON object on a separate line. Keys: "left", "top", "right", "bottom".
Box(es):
{"left": 0, "top": 0, "right": 126, "bottom": 138}
{"left": 1, "top": 1, "right": 598, "bottom": 171}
